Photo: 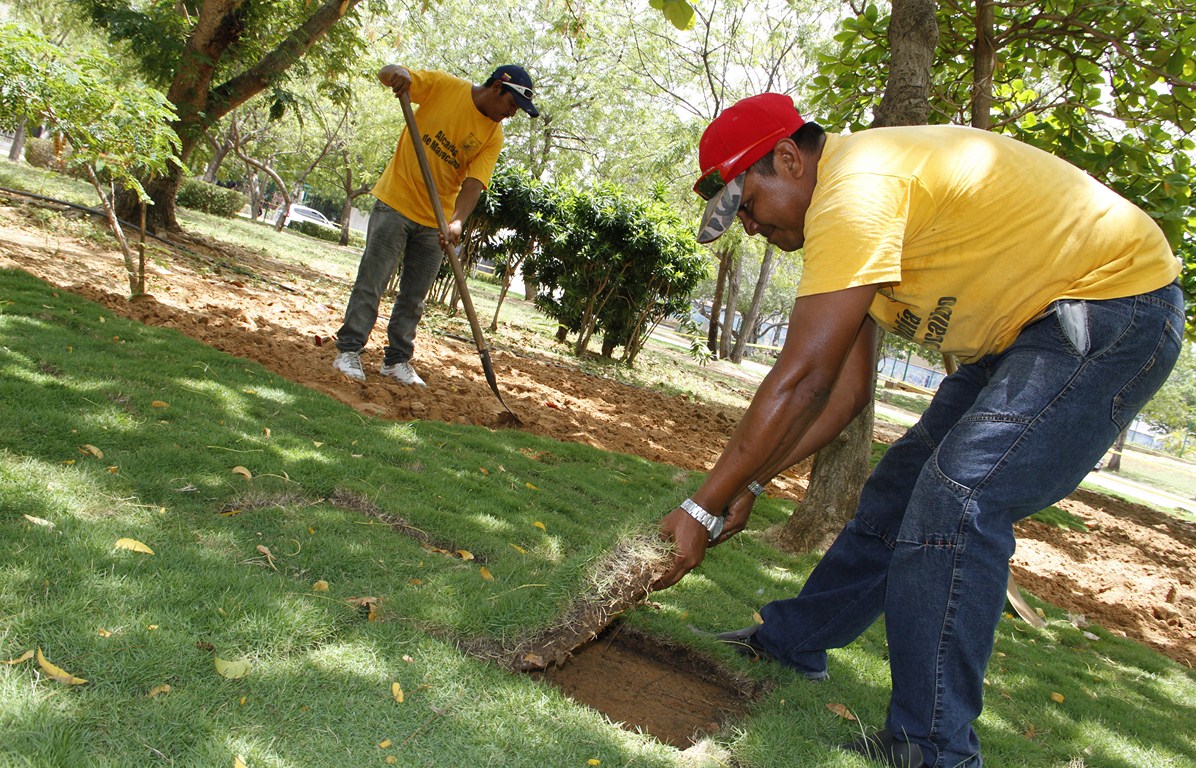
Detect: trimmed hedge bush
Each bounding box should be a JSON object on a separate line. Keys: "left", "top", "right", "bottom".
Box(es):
{"left": 176, "top": 178, "right": 247, "bottom": 218}
{"left": 23, "top": 136, "right": 61, "bottom": 169}
{"left": 289, "top": 219, "right": 365, "bottom": 248}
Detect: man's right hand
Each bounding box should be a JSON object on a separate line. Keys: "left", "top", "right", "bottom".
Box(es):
{"left": 379, "top": 65, "right": 412, "bottom": 98}
{"left": 651, "top": 506, "right": 711, "bottom": 591}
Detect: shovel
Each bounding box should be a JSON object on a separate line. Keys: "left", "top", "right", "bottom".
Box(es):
{"left": 398, "top": 93, "right": 521, "bottom": 426}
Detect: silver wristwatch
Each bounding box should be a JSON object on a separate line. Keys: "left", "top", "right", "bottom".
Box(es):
{"left": 680, "top": 498, "right": 724, "bottom": 542}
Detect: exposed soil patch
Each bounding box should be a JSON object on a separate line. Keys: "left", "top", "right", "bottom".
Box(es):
{"left": 1, "top": 201, "right": 1194, "bottom": 747}
{"left": 531, "top": 625, "right": 762, "bottom": 749}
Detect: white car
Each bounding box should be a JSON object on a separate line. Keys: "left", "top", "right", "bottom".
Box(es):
{"left": 280, "top": 204, "right": 336, "bottom": 230}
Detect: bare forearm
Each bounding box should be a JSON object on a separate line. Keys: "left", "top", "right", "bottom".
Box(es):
{"left": 451, "top": 178, "right": 484, "bottom": 226}
{"left": 692, "top": 313, "right": 877, "bottom": 510}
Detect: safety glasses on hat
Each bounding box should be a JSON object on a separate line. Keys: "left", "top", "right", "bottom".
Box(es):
{"left": 501, "top": 81, "right": 533, "bottom": 100}
{"left": 692, "top": 132, "right": 784, "bottom": 202}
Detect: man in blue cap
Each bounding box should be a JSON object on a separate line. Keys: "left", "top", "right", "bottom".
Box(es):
{"left": 653, "top": 92, "right": 1182, "bottom": 768}
{"left": 333, "top": 64, "right": 538, "bottom": 386}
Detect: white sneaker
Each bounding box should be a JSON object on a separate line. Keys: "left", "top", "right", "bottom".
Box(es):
{"left": 332, "top": 350, "right": 366, "bottom": 382}
{"left": 380, "top": 361, "right": 426, "bottom": 387}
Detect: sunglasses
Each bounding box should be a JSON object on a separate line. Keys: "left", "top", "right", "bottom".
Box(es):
{"left": 501, "top": 81, "right": 534, "bottom": 100}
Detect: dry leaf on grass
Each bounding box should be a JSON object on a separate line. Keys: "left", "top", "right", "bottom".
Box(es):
{"left": 826, "top": 702, "right": 857, "bottom": 721}
{"left": 80, "top": 444, "right": 104, "bottom": 459}
{"left": 36, "top": 648, "right": 88, "bottom": 685}
{"left": 22, "top": 515, "right": 55, "bottom": 530}
{"left": 214, "top": 657, "right": 252, "bottom": 679}
{"left": 114, "top": 537, "right": 154, "bottom": 555}
{"left": 231, "top": 466, "right": 252, "bottom": 481}
{"left": 391, "top": 681, "right": 404, "bottom": 703}
{"left": 3, "top": 650, "right": 34, "bottom": 665}
{"left": 149, "top": 684, "right": 172, "bottom": 698}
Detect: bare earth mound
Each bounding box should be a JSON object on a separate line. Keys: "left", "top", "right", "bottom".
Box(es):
{"left": 1, "top": 205, "right": 1193, "bottom": 682}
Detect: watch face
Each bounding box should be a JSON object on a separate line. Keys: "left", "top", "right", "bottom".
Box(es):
{"left": 709, "top": 516, "right": 724, "bottom": 542}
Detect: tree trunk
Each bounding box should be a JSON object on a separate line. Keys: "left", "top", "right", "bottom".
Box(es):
{"left": 1105, "top": 427, "right": 1128, "bottom": 472}
{"left": 8, "top": 116, "right": 26, "bottom": 162}
{"left": 731, "top": 244, "right": 777, "bottom": 363}
{"left": 779, "top": 0, "right": 938, "bottom": 551}
{"left": 119, "top": 0, "right": 364, "bottom": 231}
{"left": 707, "top": 246, "right": 731, "bottom": 353}
{"left": 719, "top": 253, "right": 741, "bottom": 360}
{"left": 971, "top": 0, "right": 996, "bottom": 130}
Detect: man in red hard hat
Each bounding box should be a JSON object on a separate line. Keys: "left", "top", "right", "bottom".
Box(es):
{"left": 653, "top": 93, "right": 1182, "bottom": 768}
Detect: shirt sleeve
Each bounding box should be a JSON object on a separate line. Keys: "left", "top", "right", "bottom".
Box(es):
{"left": 798, "top": 173, "right": 911, "bottom": 297}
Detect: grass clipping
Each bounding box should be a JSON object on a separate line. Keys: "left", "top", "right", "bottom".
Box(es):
{"left": 474, "top": 533, "right": 673, "bottom": 672}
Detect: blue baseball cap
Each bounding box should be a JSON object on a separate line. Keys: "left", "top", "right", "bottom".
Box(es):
{"left": 489, "top": 65, "right": 539, "bottom": 118}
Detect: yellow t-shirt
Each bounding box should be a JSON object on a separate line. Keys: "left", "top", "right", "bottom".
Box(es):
{"left": 371, "top": 70, "right": 504, "bottom": 228}
{"left": 798, "top": 127, "right": 1179, "bottom": 362}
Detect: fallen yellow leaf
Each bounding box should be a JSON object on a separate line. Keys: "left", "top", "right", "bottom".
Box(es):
{"left": 826, "top": 702, "right": 857, "bottom": 721}
{"left": 97, "top": 629, "right": 112, "bottom": 638}
{"left": 386, "top": 757, "right": 397, "bottom": 765}
{"left": 479, "top": 466, "right": 490, "bottom": 475}
{"left": 378, "top": 739, "right": 392, "bottom": 748}
{"left": 149, "top": 684, "right": 172, "bottom": 698}
{"left": 532, "top": 521, "right": 546, "bottom": 531}
{"left": 256, "top": 545, "right": 276, "bottom": 570}
{"left": 409, "top": 578, "right": 423, "bottom": 586}
{"left": 214, "top": 657, "right": 252, "bottom": 679}
{"left": 312, "top": 580, "right": 329, "bottom": 592}
{"left": 3, "top": 650, "right": 33, "bottom": 665}
{"left": 525, "top": 482, "right": 539, "bottom": 490}
{"left": 753, "top": 611, "right": 764, "bottom": 625}
{"left": 391, "top": 681, "right": 404, "bottom": 703}
{"left": 106, "top": 465, "right": 118, "bottom": 474}
{"left": 234, "top": 756, "right": 247, "bottom": 768}
{"left": 312, "top": 441, "right": 323, "bottom": 448}
{"left": 1051, "top": 692, "right": 1065, "bottom": 703}
{"left": 80, "top": 444, "right": 104, "bottom": 459}
{"left": 61, "top": 459, "right": 74, "bottom": 465}
{"left": 22, "top": 514, "right": 55, "bottom": 530}
{"left": 479, "top": 566, "right": 494, "bottom": 581}
{"left": 456, "top": 549, "right": 475, "bottom": 561}
{"left": 151, "top": 400, "right": 169, "bottom": 408}
{"left": 114, "top": 537, "right": 154, "bottom": 555}
{"left": 231, "top": 466, "right": 252, "bottom": 481}
{"left": 263, "top": 427, "right": 271, "bottom": 438}
{"left": 588, "top": 761, "right": 601, "bottom": 766}
{"left": 509, "top": 543, "right": 527, "bottom": 554}
{"left": 147, "top": 625, "right": 159, "bottom": 631}
{"left": 522, "top": 652, "right": 544, "bottom": 667}
{"left": 36, "top": 648, "right": 88, "bottom": 685}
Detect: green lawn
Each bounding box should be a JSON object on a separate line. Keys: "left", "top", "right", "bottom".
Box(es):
{"left": 2, "top": 163, "right": 1195, "bottom": 766}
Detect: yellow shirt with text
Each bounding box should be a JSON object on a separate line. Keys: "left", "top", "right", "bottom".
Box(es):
{"left": 371, "top": 70, "right": 503, "bottom": 228}
{"left": 797, "top": 127, "right": 1179, "bottom": 362}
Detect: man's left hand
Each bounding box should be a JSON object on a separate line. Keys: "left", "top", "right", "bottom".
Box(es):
{"left": 441, "top": 219, "right": 464, "bottom": 250}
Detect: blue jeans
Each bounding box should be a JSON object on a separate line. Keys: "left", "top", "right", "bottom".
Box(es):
{"left": 335, "top": 200, "right": 444, "bottom": 366}
{"left": 755, "top": 281, "right": 1183, "bottom": 767}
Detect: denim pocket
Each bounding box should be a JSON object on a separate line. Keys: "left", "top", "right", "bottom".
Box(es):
{"left": 1111, "top": 315, "right": 1181, "bottom": 430}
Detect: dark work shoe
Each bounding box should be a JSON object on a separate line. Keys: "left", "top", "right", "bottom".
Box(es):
{"left": 842, "top": 729, "right": 926, "bottom": 768}
{"left": 714, "top": 625, "right": 772, "bottom": 659}
{"left": 707, "top": 625, "right": 830, "bottom": 681}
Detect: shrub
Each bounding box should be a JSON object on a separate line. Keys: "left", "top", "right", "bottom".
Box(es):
{"left": 288, "top": 219, "right": 365, "bottom": 248}
{"left": 24, "top": 136, "right": 64, "bottom": 169}
{"left": 176, "top": 178, "right": 247, "bottom": 218}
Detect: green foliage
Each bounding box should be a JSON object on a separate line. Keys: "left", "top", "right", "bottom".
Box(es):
{"left": 1140, "top": 342, "right": 1196, "bottom": 454}
{"left": 0, "top": 24, "right": 179, "bottom": 202}
{"left": 176, "top": 178, "right": 248, "bottom": 218}
{"left": 811, "top": 0, "right": 1196, "bottom": 334}
{"left": 490, "top": 174, "right": 707, "bottom": 364}
{"left": 648, "top": 0, "right": 696, "bottom": 30}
